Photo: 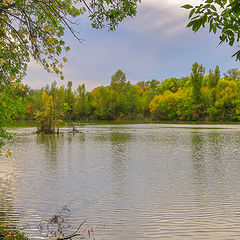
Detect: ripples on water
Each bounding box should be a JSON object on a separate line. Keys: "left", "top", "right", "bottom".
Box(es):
{"left": 1, "top": 124, "right": 240, "bottom": 239}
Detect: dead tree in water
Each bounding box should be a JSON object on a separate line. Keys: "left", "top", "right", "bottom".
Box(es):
{"left": 72, "top": 126, "right": 82, "bottom": 133}
{"left": 71, "top": 122, "right": 82, "bottom": 134}
{"left": 38, "top": 206, "right": 95, "bottom": 240}
{"left": 49, "top": 220, "right": 95, "bottom": 240}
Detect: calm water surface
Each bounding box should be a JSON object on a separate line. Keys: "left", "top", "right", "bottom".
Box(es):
{"left": 1, "top": 124, "right": 240, "bottom": 239}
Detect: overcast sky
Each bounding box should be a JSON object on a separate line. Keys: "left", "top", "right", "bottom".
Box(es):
{"left": 23, "top": 0, "right": 239, "bottom": 91}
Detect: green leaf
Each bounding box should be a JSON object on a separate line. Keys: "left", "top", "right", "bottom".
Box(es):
{"left": 210, "top": 5, "right": 217, "bottom": 11}
{"left": 187, "top": 21, "right": 194, "bottom": 28}
{"left": 182, "top": 4, "right": 193, "bottom": 9}
{"left": 212, "top": 24, "right": 217, "bottom": 33}
{"left": 189, "top": 8, "right": 195, "bottom": 18}
{"left": 192, "top": 21, "right": 202, "bottom": 32}
{"left": 204, "top": 4, "right": 211, "bottom": 9}
{"left": 229, "top": 38, "right": 234, "bottom": 46}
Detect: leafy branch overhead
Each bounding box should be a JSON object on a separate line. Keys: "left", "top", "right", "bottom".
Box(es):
{"left": 182, "top": 0, "right": 240, "bottom": 61}
{"left": 0, "top": 0, "right": 140, "bottom": 80}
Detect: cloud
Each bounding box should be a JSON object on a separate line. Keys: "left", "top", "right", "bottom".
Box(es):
{"left": 122, "top": 0, "right": 202, "bottom": 37}
{"left": 25, "top": 52, "right": 104, "bottom": 91}
{"left": 28, "top": 59, "right": 43, "bottom": 71}
{"left": 23, "top": 0, "right": 239, "bottom": 91}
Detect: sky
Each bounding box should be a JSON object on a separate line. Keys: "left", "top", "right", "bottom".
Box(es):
{"left": 23, "top": 0, "right": 239, "bottom": 91}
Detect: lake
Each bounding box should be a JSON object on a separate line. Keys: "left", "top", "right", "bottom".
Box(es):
{"left": 1, "top": 123, "right": 240, "bottom": 239}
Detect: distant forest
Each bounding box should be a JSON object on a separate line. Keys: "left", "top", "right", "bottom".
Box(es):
{"left": 13, "top": 62, "right": 240, "bottom": 131}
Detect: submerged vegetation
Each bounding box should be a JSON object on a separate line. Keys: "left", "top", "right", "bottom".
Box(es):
{"left": 9, "top": 63, "right": 240, "bottom": 133}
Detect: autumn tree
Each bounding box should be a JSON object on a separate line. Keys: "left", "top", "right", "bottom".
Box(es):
{"left": 15, "top": 63, "right": 240, "bottom": 123}
{"left": 0, "top": 0, "right": 140, "bottom": 80}
{"left": 35, "top": 81, "right": 63, "bottom": 133}
{"left": 0, "top": 0, "right": 140, "bottom": 143}
{"left": 92, "top": 86, "right": 113, "bottom": 119}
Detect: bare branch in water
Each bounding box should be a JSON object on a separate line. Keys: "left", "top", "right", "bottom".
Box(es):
{"left": 38, "top": 206, "right": 95, "bottom": 240}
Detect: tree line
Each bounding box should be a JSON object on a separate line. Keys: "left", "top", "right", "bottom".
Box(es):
{"left": 1, "top": 0, "right": 239, "bottom": 140}
{"left": 12, "top": 63, "right": 239, "bottom": 133}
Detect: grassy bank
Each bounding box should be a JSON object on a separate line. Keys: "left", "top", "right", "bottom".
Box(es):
{"left": 0, "top": 226, "right": 29, "bottom": 240}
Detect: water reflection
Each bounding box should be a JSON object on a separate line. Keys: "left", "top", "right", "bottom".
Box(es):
{"left": 206, "top": 132, "right": 223, "bottom": 186}
{"left": 190, "top": 131, "right": 206, "bottom": 186}
{"left": 189, "top": 130, "right": 239, "bottom": 228}
{"left": 110, "top": 131, "right": 131, "bottom": 192}
{"left": 77, "top": 133, "right": 85, "bottom": 143}
{"left": 37, "top": 134, "right": 58, "bottom": 158}
{"left": 0, "top": 158, "right": 21, "bottom": 229}
{"left": 36, "top": 134, "right": 65, "bottom": 163}
{"left": 110, "top": 131, "right": 131, "bottom": 162}
{"left": 3, "top": 125, "right": 240, "bottom": 239}
{"left": 109, "top": 131, "right": 133, "bottom": 235}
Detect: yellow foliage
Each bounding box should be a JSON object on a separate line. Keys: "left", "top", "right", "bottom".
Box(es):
{"left": 2, "top": 0, "right": 11, "bottom": 6}
{"left": 46, "top": 37, "right": 54, "bottom": 45}
{"left": 149, "top": 89, "right": 189, "bottom": 119}
{"left": 44, "top": 24, "right": 50, "bottom": 32}
{"left": 8, "top": 75, "right": 14, "bottom": 82}
{"left": 202, "top": 86, "right": 210, "bottom": 95}
{"left": 0, "top": 58, "right": 5, "bottom": 65}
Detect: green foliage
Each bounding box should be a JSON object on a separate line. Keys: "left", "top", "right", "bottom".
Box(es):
{"left": 12, "top": 65, "right": 240, "bottom": 124}
{"left": 149, "top": 90, "right": 179, "bottom": 120}
{"left": 111, "top": 69, "right": 127, "bottom": 88}
{"left": 92, "top": 86, "right": 113, "bottom": 119}
{"left": 158, "top": 77, "right": 186, "bottom": 94}
{"left": 0, "top": 0, "right": 140, "bottom": 79}
{"left": 0, "top": 226, "right": 29, "bottom": 240}
{"left": 190, "top": 62, "right": 205, "bottom": 104}
{"left": 89, "top": 0, "right": 140, "bottom": 31}
{"left": 223, "top": 68, "right": 240, "bottom": 81}
{"left": 182, "top": 0, "right": 240, "bottom": 60}
{"left": 208, "top": 65, "right": 220, "bottom": 104}
{"left": 73, "top": 84, "right": 87, "bottom": 118}
{"left": 0, "top": 83, "right": 25, "bottom": 146}
{"left": 215, "top": 79, "right": 240, "bottom": 120}
{"left": 0, "top": 0, "right": 140, "bottom": 145}
{"left": 149, "top": 88, "right": 194, "bottom": 121}
{"left": 208, "top": 106, "right": 218, "bottom": 121}
{"left": 65, "top": 81, "right": 74, "bottom": 119}
{"left": 35, "top": 81, "right": 62, "bottom": 133}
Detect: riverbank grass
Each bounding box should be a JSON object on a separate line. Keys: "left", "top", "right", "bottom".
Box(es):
{"left": 0, "top": 226, "right": 29, "bottom": 240}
